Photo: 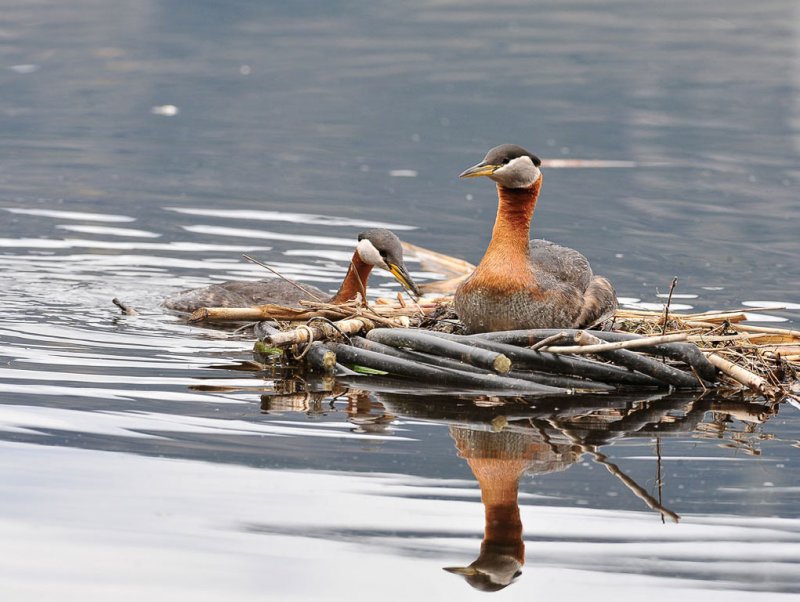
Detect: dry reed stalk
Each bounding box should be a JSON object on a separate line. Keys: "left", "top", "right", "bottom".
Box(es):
{"left": 541, "top": 331, "right": 691, "bottom": 354}
{"left": 189, "top": 300, "right": 439, "bottom": 324}
{"left": 704, "top": 352, "right": 778, "bottom": 398}
{"left": 400, "top": 242, "right": 476, "bottom": 277}
{"left": 262, "top": 317, "right": 397, "bottom": 347}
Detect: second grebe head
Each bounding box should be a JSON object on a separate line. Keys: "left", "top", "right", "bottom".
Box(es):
{"left": 356, "top": 228, "right": 421, "bottom": 296}
{"left": 459, "top": 144, "right": 542, "bottom": 189}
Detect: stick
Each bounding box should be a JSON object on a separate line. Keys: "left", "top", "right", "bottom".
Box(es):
{"left": 704, "top": 352, "right": 778, "bottom": 399}
{"left": 591, "top": 448, "right": 680, "bottom": 523}
{"left": 575, "top": 331, "right": 701, "bottom": 389}
{"left": 260, "top": 317, "right": 379, "bottom": 347}
{"left": 661, "top": 277, "right": 678, "bottom": 335}
{"left": 305, "top": 342, "right": 337, "bottom": 374}
{"left": 530, "top": 331, "right": 570, "bottom": 351}
{"left": 324, "top": 342, "right": 567, "bottom": 394}
{"left": 188, "top": 300, "right": 436, "bottom": 323}
{"left": 545, "top": 418, "right": 680, "bottom": 522}
{"left": 541, "top": 332, "right": 691, "bottom": 354}
{"left": 353, "top": 336, "right": 502, "bottom": 377}
{"left": 366, "top": 328, "right": 512, "bottom": 374}
{"left": 190, "top": 305, "right": 343, "bottom": 323}
{"left": 726, "top": 323, "right": 800, "bottom": 339}
{"left": 400, "top": 241, "right": 476, "bottom": 278}
{"left": 426, "top": 331, "right": 664, "bottom": 386}
{"left": 351, "top": 337, "right": 610, "bottom": 391}
{"left": 478, "top": 328, "right": 718, "bottom": 383}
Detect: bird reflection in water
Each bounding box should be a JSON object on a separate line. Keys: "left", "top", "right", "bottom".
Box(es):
{"left": 258, "top": 380, "right": 777, "bottom": 592}
{"left": 444, "top": 427, "right": 578, "bottom": 592}
{"left": 372, "top": 390, "right": 775, "bottom": 592}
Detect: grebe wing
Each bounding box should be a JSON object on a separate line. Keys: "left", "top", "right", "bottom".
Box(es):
{"left": 529, "top": 239, "right": 593, "bottom": 291}
{"left": 574, "top": 276, "right": 618, "bottom": 328}
{"left": 163, "top": 279, "right": 326, "bottom": 313}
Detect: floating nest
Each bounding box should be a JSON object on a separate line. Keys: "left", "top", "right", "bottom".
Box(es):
{"left": 179, "top": 242, "right": 799, "bottom": 403}
{"left": 181, "top": 295, "right": 800, "bottom": 403}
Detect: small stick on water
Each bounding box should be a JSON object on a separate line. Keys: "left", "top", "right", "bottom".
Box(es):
{"left": 112, "top": 298, "right": 138, "bottom": 315}
{"left": 661, "top": 276, "right": 678, "bottom": 335}
{"left": 242, "top": 254, "right": 325, "bottom": 302}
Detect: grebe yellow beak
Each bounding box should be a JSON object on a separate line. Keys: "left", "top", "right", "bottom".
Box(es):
{"left": 459, "top": 162, "right": 499, "bottom": 178}
{"left": 387, "top": 261, "right": 421, "bottom": 297}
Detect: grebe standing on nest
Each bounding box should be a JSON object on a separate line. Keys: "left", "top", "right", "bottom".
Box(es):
{"left": 164, "top": 228, "right": 420, "bottom": 313}
{"left": 454, "top": 144, "right": 617, "bottom": 333}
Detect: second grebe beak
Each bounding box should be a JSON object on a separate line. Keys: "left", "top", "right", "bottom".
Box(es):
{"left": 386, "top": 261, "right": 421, "bottom": 297}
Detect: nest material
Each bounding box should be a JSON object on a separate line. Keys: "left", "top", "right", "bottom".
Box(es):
{"left": 614, "top": 307, "right": 799, "bottom": 399}
{"left": 184, "top": 291, "right": 800, "bottom": 401}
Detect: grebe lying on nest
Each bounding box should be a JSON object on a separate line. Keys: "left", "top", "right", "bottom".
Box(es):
{"left": 164, "top": 228, "right": 420, "bottom": 313}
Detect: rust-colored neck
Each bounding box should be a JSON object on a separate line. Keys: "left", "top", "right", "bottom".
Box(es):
{"left": 329, "top": 250, "right": 373, "bottom": 305}
{"left": 483, "top": 178, "right": 541, "bottom": 264}
{"left": 468, "top": 458, "right": 525, "bottom": 564}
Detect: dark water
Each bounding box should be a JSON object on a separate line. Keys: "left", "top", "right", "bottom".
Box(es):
{"left": 1, "top": 1, "right": 799, "bottom": 599}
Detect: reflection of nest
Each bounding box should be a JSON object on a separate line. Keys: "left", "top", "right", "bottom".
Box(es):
{"left": 450, "top": 427, "right": 578, "bottom": 476}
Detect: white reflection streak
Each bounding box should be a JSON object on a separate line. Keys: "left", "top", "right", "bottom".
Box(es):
{"left": 3, "top": 208, "right": 136, "bottom": 222}
{"left": 0, "top": 238, "right": 273, "bottom": 252}
{"left": 56, "top": 225, "right": 162, "bottom": 238}
{"left": 0, "top": 406, "right": 410, "bottom": 441}
{"left": 164, "top": 207, "right": 416, "bottom": 230}
{"left": 182, "top": 225, "right": 358, "bottom": 247}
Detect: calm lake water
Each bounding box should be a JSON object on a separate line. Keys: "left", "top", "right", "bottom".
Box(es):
{"left": 1, "top": 1, "right": 799, "bottom": 600}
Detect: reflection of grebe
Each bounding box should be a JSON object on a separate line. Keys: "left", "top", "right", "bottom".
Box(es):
{"left": 455, "top": 144, "right": 617, "bottom": 333}
{"left": 444, "top": 427, "right": 578, "bottom": 592}
{"left": 164, "top": 229, "right": 419, "bottom": 312}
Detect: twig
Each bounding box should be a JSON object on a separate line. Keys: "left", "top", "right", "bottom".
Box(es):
{"left": 530, "top": 331, "right": 569, "bottom": 351}
{"left": 591, "top": 447, "right": 680, "bottom": 523}
{"left": 541, "top": 332, "right": 691, "bottom": 354}
{"left": 326, "top": 341, "right": 564, "bottom": 393}
{"left": 427, "top": 331, "right": 664, "bottom": 386}
{"left": 261, "top": 317, "right": 382, "bottom": 347}
{"left": 574, "top": 331, "right": 700, "bottom": 388}
{"left": 366, "top": 328, "right": 512, "bottom": 374}
{"left": 704, "top": 352, "right": 778, "bottom": 399}
{"left": 661, "top": 277, "right": 678, "bottom": 335}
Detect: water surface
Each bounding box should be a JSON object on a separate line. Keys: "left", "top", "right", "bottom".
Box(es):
{"left": 1, "top": 0, "right": 799, "bottom": 599}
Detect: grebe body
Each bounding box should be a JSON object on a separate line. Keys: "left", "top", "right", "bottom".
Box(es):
{"left": 164, "top": 228, "right": 419, "bottom": 313}
{"left": 454, "top": 144, "right": 616, "bottom": 333}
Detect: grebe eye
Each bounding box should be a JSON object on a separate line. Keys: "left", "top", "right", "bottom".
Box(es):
{"left": 502, "top": 158, "right": 510, "bottom": 164}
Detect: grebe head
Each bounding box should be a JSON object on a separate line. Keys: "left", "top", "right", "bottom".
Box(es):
{"left": 356, "top": 228, "right": 421, "bottom": 296}
{"left": 459, "top": 144, "right": 542, "bottom": 189}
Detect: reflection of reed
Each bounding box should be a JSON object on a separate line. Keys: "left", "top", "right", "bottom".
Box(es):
{"left": 444, "top": 427, "right": 577, "bottom": 592}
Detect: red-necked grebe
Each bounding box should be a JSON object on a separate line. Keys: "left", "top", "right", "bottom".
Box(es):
{"left": 164, "top": 228, "right": 419, "bottom": 313}
{"left": 454, "top": 144, "right": 617, "bottom": 333}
